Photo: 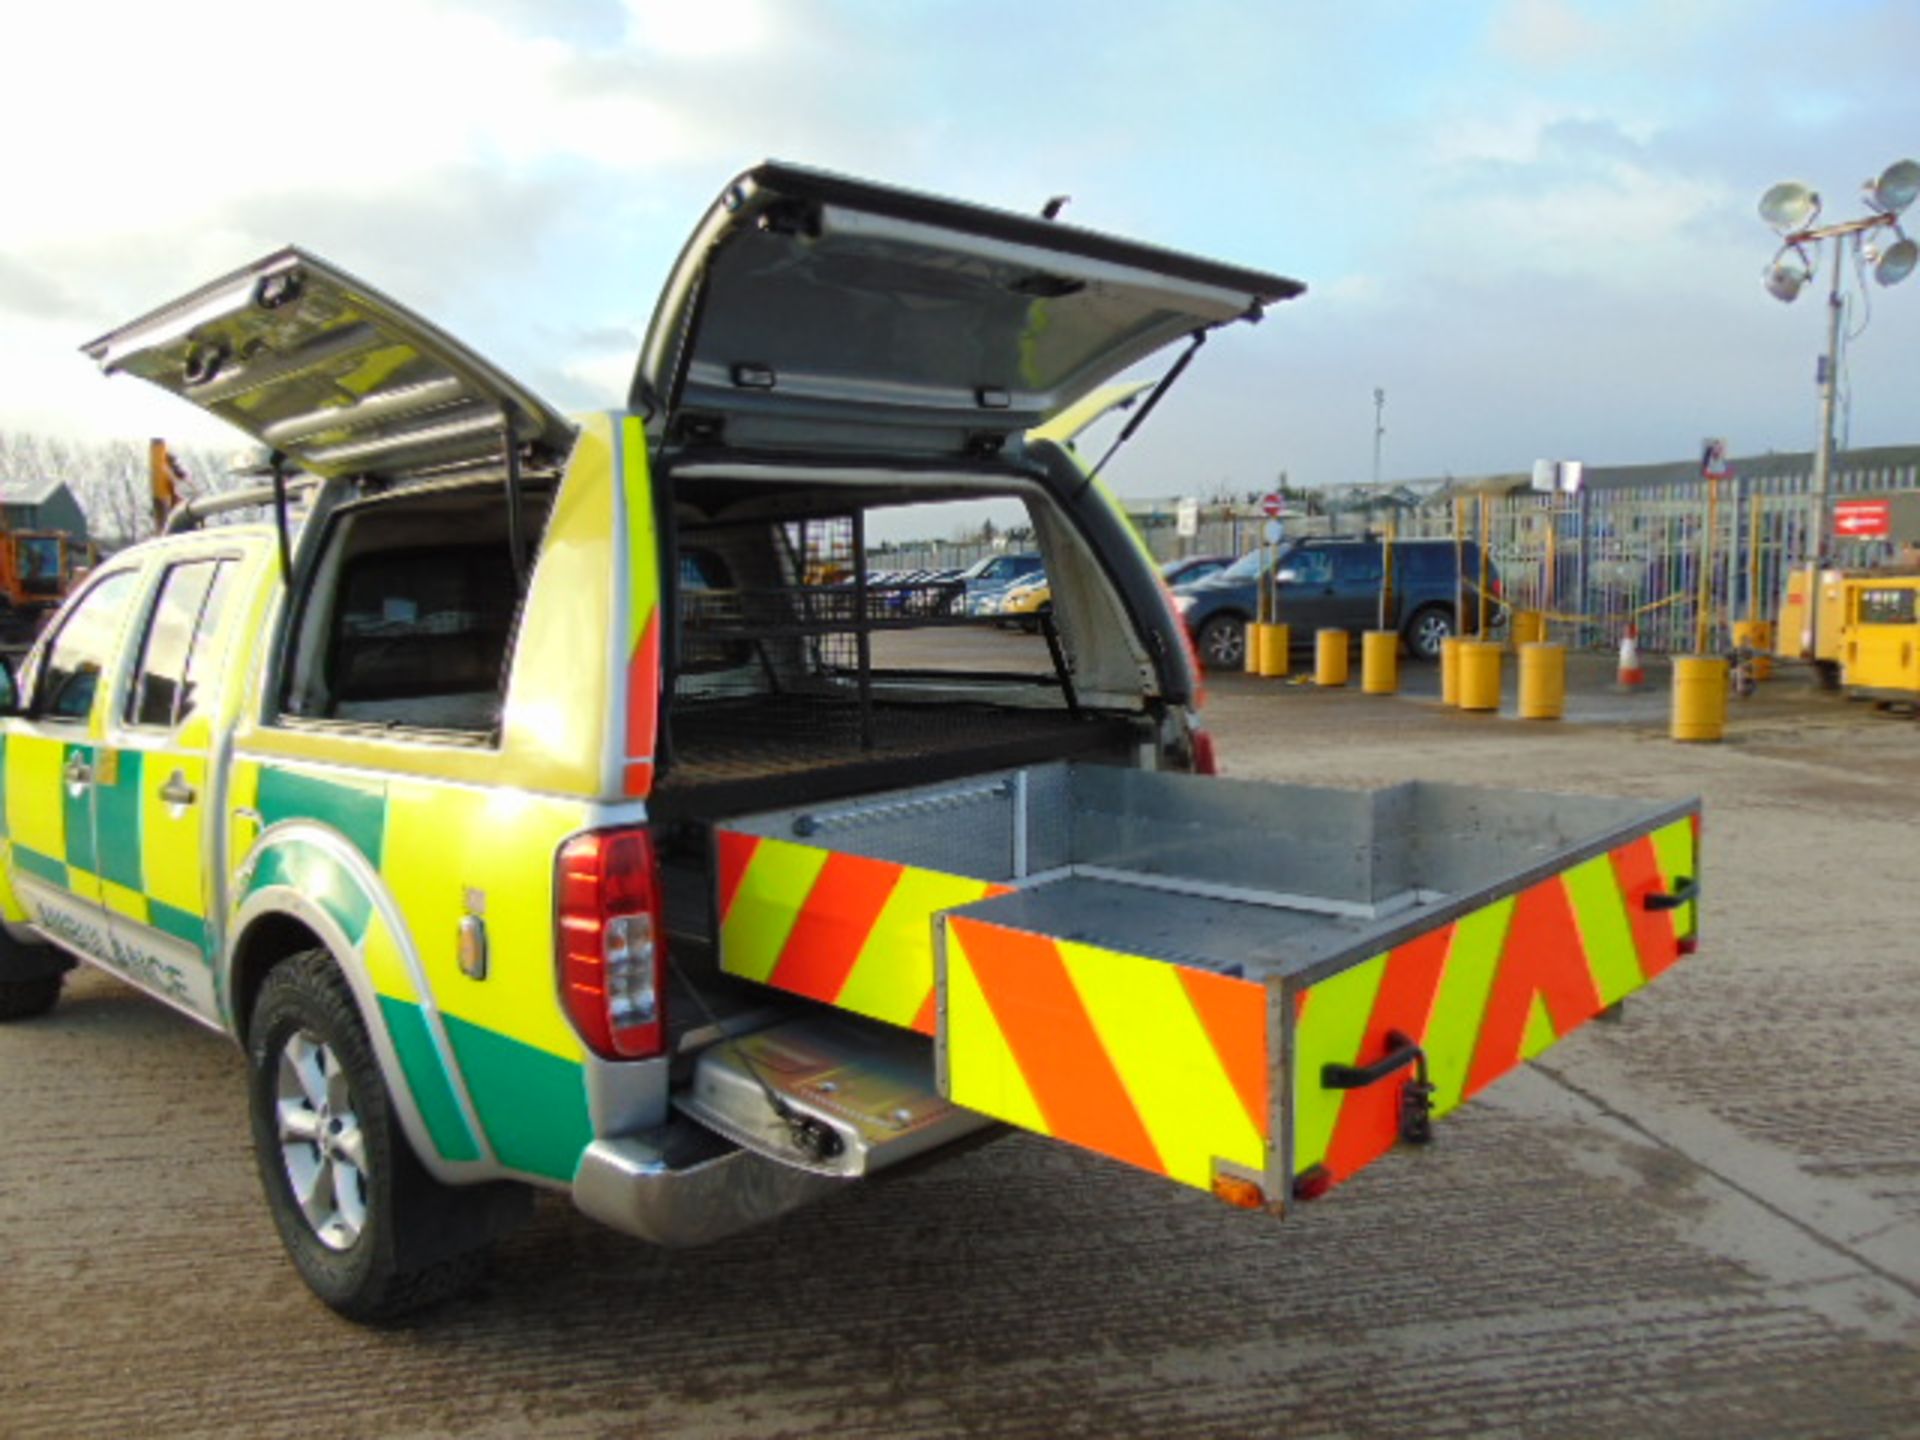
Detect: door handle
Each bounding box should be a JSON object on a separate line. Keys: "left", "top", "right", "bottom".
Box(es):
{"left": 62, "top": 752, "right": 92, "bottom": 790}
{"left": 158, "top": 770, "right": 198, "bottom": 807}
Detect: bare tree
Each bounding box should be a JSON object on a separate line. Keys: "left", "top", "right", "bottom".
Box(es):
{"left": 0, "top": 428, "right": 240, "bottom": 549}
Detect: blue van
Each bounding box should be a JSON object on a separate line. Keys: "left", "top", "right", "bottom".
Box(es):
{"left": 1172, "top": 537, "right": 1502, "bottom": 671}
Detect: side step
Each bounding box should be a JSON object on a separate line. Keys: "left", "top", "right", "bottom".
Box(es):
{"left": 676, "top": 1016, "right": 991, "bottom": 1178}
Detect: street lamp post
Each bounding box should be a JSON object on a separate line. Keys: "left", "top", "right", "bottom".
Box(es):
{"left": 1758, "top": 160, "right": 1919, "bottom": 667}
{"left": 1371, "top": 387, "right": 1386, "bottom": 488}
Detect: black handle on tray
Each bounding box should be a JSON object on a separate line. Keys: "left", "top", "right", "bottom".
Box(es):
{"left": 1644, "top": 876, "right": 1698, "bottom": 912}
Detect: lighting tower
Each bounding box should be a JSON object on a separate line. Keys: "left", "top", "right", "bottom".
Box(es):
{"left": 1757, "top": 158, "right": 1918, "bottom": 662}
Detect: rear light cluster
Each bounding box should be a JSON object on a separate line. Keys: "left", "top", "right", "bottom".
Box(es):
{"left": 556, "top": 828, "right": 667, "bottom": 1060}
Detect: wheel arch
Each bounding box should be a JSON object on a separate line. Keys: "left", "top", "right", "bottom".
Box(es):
{"left": 224, "top": 826, "right": 504, "bottom": 1186}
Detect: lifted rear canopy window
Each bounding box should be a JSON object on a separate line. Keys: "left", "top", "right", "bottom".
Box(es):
{"left": 636, "top": 162, "right": 1303, "bottom": 458}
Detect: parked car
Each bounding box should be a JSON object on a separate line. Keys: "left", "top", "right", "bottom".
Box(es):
{"left": 1174, "top": 537, "right": 1503, "bottom": 671}
{"left": 959, "top": 552, "right": 1044, "bottom": 615}
{"left": 1160, "top": 554, "right": 1232, "bottom": 589}
{"left": 996, "top": 575, "right": 1052, "bottom": 631}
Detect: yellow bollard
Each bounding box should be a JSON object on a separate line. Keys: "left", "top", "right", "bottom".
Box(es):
{"left": 1440, "top": 636, "right": 1463, "bottom": 706}
{"left": 1361, "top": 631, "right": 1398, "bottom": 694}
{"left": 1510, "top": 610, "right": 1547, "bottom": 648}
{"left": 1517, "top": 642, "right": 1565, "bottom": 720}
{"left": 1243, "top": 620, "right": 1262, "bottom": 674}
{"left": 1672, "top": 656, "right": 1728, "bottom": 742}
{"left": 1258, "top": 622, "right": 1290, "bottom": 677}
{"left": 1457, "top": 641, "right": 1502, "bottom": 712}
{"left": 1315, "top": 628, "right": 1350, "bottom": 687}
{"left": 1731, "top": 620, "right": 1773, "bottom": 681}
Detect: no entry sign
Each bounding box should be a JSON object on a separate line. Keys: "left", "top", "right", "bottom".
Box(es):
{"left": 1834, "top": 499, "right": 1892, "bottom": 538}
{"left": 1261, "top": 492, "right": 1285, "bottom": 518}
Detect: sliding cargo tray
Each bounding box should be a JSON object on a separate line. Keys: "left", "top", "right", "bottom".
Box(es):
{"left": 712, "top": 763, "right": 1699, "bottom": 1210}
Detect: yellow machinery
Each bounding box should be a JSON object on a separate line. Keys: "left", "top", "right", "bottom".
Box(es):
{"left": 1840, "top": 574, "right": 1920, "bottom": 699}
{"left": 1776, "top": 564, "right": 1848, "bottom": 664}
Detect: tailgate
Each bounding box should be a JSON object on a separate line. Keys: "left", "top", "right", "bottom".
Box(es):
{"left": 716, "top": 765, "right": 1698, "bottom": 1208}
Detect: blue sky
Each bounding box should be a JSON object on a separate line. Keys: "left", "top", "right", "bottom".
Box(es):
{"left": 3, "top": 0, "right": 1916, "bottom": 499}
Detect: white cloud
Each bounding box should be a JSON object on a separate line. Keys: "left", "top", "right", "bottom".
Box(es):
{"left": 1490, "top": 0, "right": 1607, "bottom": 66}
{"left": 622, "top": 0, "right": 781, "bottom": 57}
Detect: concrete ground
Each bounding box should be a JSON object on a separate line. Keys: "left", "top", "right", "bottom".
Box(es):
{"left": 2, "top": 650, "right": 1917, "bottom": 1438}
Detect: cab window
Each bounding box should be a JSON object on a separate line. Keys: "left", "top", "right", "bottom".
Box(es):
{"left": 33, "top": 570, "right": 138, "bottom": 723}
{"left": 1332, "top": 547, "right": 1383, "bottom": 586}
{"left": 126, "top": 559, "right": 234, "bottom": 730}
{"left": 1285, "top": 551, "right": 1333, "bottom": 586}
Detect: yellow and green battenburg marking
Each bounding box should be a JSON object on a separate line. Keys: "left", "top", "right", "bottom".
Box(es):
{"left": 234, "top": 760, "right": 597, "bottom": 1182}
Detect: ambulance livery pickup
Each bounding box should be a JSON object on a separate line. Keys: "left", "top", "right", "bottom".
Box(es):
{"left": 0, "top": 165, "right": 1700, "bottom": 1320}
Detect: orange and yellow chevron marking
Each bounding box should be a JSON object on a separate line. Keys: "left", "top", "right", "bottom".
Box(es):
{"left": 1294, "top": 815, "right": 1697, "bottom": 1188}
{"left": 621, "top": 416, "right": 660, "bottom": 798}
{"left": 943, "top": 915, "right": 1269, "bottom": 1191}
{"left": 716, "top": 831, "right": 1009, "bottom": 1033}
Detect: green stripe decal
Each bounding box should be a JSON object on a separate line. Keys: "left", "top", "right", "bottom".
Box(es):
{"left": 1563, "top": 855, "right": 1644, "bottom": 1006}
{"left": 14, "top": 845, "right": 67, "bottom": 888}
{"left": 94, "top": 748, "right": 144, "bottom": 890}
{"left": 377, "top": 997, "right": 482, "bottom": 1164}
{"left": 248, "top": 841, "right": 372, "bottom": 944}
{"left": 1293, "top": 953, "right": 1387, "bottom": 1172}
{"left": 149, "top": 898, "right": 209, "bottom": 957}
{"left": 258, "top": 765, "right": 388, "bottom": 869}
{"left": 443, "top": 1014, "right": 592, "bottom": 1182}
{"left": 1422, "top": 896, "right": 1514, "bottom": 1119}
{"left": 62, "top": 745, "right": 94, "bottom": 875}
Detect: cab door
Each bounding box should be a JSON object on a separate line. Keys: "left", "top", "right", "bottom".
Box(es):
{"left": 1326, "top": 544, "right": 1387, "bottom": 631}
{"left": 95, "top": 546, "right": 257, "bottom": 1025}
{"left": 1273, "top": 548, "right": 1339, "bottom": 634}
{"left": 3, "top": 566, "right": 143, "bottom": 964}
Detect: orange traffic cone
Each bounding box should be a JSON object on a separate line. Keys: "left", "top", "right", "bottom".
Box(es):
{"left": 1618, "top": 624, "right": 1645, "bottom": 689}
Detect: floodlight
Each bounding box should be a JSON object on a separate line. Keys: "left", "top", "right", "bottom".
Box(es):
{"left": 1763, "top": 249, "right": 1812, "bottom": 302}
{"left": 1759, "top": 180, "right": 1820, "bottom": 234}
{"left": 1875, "top": 234, "right": 1918, "bottom": 286}
{"left": 1866, "top": 159, "right": 1920, "bottom": 216}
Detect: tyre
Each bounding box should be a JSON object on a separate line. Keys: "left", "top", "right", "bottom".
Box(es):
{"left": 0, "top": 934, "right": 71, "bottom": 1022}
{"left": 247, "top": 950, "right": 525, "bottom": 1322}
{"left": 1403, "top": 604, "right": 1455, "bottom": 663}
{"left": 1196, "top": 613, "right": 1248, "bottom": 671}
{"left": 0, "top": 973, "right": 63, "bottom": 1021}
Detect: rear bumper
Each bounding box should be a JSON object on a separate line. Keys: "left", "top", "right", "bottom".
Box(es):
{"left": 571, "top": 1126, "right": 847, "bottom": 1248}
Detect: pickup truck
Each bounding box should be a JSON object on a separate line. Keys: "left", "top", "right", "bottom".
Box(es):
{"left": 0, "top": 163, "right": 1701, "bottom": 1321}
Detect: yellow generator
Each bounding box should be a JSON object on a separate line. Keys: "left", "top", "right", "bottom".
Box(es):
{"left": 1776, "top": 564, "right": 1848, "bottom": 665}
{"left": 1841, "top": 574, "right": 1920, "bottom": 700}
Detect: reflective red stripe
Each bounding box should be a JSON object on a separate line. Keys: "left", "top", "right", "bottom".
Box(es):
{"left": 1610, "top": 835, "right": 1680, "bottom": 980}
{"left": 716, "top": 831, "right": 761, "bottom": 923}
{"left": 957, "top": 920, "right": 1164, "bottom": 1174}
{"left": 1465, "top": 877, "right": 1602, "bottom": 1099}
{"left": 1323, "top": 927, "right": 1451, "bottom": 1179}
{"left": 766, "top": 852, "right": 904, "bottom": 1004}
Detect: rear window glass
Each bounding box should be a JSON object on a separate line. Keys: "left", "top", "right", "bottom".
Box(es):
{"left": 328, "top": 545, "right": 515, "bottom": 703}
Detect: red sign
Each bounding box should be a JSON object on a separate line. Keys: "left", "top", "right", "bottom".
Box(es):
{"left": 1834, "top": 499, "right": 1891, "bottom": 538}
{"left": 1261, "top": 492, "right": 1285, "bottom": 517}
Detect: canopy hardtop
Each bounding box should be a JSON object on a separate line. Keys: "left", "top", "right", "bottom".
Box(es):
{"left": 635, "top": 161, "right": 1303, "bottom": 458}
{"left": 83, "top": 162, "right": 1303, "bottom": 481}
